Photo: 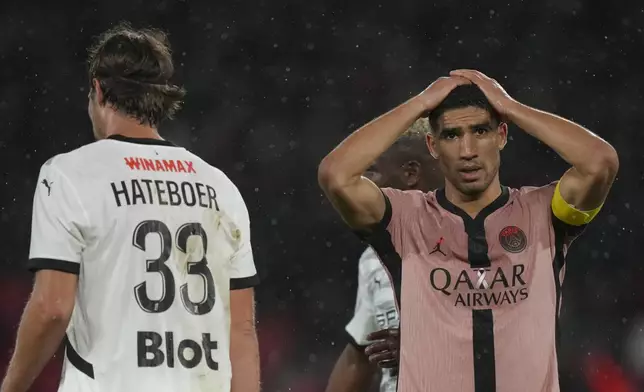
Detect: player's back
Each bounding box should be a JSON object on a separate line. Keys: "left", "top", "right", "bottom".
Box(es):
{"left": 31, "top": 135, "right": 253, "bottom": 392}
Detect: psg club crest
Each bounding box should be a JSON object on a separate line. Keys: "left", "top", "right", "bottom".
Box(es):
{"left": 499, "top": 226, "right": 527, "bottom": 253}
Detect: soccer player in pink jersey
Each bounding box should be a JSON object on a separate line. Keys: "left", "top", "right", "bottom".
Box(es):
{"left": 318, "top": 70, "right": 618, "bottom": 392}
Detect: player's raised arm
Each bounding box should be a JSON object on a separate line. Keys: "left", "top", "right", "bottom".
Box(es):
{"left": 318, "top": 76, "right": 470, "bottom": 231}
{"left": 451, "top": 69, "right": 618, "bottom": 222}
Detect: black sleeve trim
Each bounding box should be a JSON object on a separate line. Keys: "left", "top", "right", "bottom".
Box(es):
{"left": 27, "top": 258, "right": 80, "bottom": 274}
{"left": 380, "top": 189, "right": 393, "bottom": 229}
{"left": 346, "top": 330, "right": 368, "bottom": 351}
{"left": 64, "top": 335, "right": 94, "bottom": 379}
{"left": 230, "top": 274, "right": 260, "bottom": 290}
{"left": 551, "top": 213, "right": 587, "bottom": 242}
{"left": 354, "top": 189, "right": 393, "bottom": 241}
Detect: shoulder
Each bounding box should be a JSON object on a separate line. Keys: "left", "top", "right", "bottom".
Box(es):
{"left": 188, "top": 155, "right": 243, "bottom": 198}
{"left": 358, "top": 247, "right": 388, "bottom": 281}
{"left": 358, "top": 247, "right": 381, "bottom": 271}
{"left": 511, "top": 181, "right": 557, "bottom": 206}
{"left": 381, "top": 188, "right": 434, "bottom": 211}
{"left": 378, "top": 188, "right": 436, "bottom": 232}
{"left": 381, "top": 188, "right": 430, "bottom": 202}
{"left": 39, "top": 141, "right": 110, "bottom": 177}
{"left": 37, "top": 151, "right": 84, "bottom": 182}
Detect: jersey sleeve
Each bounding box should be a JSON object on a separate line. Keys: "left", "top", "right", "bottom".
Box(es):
{"left": 529, "top": 182, "right": 587, "bottom": 247}
{"left": 352, "top": 188, "right": 418, "bottom": 308}
{"left": 345, "top": 255, "right": 377, "bottom": 347}
{"left": 551, "top": 180, "right": 603, "bottom": 227}
{"left": 27, "top": 159, "right": 88, "bottom": 274}
{"left": 380, "top": 187, "right": 410, "bottom": 233}
{"left": 227, "top": 183, "right": 260, "bottom": 290}
{"left": 362, "top": 187, "right": 419, "bottom": 254}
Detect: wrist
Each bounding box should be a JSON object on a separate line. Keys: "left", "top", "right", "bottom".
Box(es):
{"left": 503, "top": 100, "right": 526, "bottom": 121}
{"left": 406, "top": 95, "right": 431, "bottom": 117}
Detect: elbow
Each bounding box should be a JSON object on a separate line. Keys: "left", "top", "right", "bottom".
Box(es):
{"left": 318, "top": 156, "right": 353, "bottom": 194}
{"left": 31, "top": 296, "right": 73, "bottom": 326}
{"left": 318, "top": 158, "right": 340, "bottom": 192}
{"left": 231, "top": 319, "right": 257, "bottom": 337}
{"left": 603, "top": 144, "right": 620, "bottom": 177}
{"left": 585, "top": 142, "right": 619, "bottom": 181}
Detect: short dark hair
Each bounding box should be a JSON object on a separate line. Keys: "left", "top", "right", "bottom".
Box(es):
{"left": 427, "top": 84, "right": 500, "bottom": 132}
{"left": 87, "top": 22, "right": 186, "bottom": 127}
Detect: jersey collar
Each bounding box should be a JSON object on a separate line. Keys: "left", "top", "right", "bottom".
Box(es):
{"left": 436, "top": 185, "right": 510, "bottom": 223}
{"left": 107, "top": 134, "right": 177, "bottom": 147}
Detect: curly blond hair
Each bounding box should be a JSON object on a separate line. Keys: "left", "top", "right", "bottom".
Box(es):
{"left": 383, "top": 118, "right": 432, "bottom": 163}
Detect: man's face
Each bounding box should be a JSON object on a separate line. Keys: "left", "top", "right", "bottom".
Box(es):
{"left": 427, "top": 106, "right": 507, "bottom": 196}
{"left": 364, "top": 157, "right": 411, "bottom": 190}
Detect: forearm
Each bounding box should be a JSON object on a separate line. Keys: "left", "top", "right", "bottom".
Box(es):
{"left": 319, "top": 96, "right": 426, "bottom": 185}
{"left": 325, "top": 345, "right": 375, "bottom": 392}
{"left": 230, "top": 329, "right": 260, "bottom": 392}
{"left": 508, "top": 102, "right": 617, "bottom": 174}
{"left": 1, "top": 300, "right": 69, "bottom": 392}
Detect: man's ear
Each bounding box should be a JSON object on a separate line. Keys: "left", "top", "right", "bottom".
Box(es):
{"left": 498, "top": 122, "right": 508, "bottom": 150}
{"left": 426, "top": 133, "right": 439, "bottom": 159}
{"left": 92, "top": 79, "right": 104, "bottom": 104}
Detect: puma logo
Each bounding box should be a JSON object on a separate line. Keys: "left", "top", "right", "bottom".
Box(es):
{"left": 41, "top": 179, "right": 53, "bottom": 196}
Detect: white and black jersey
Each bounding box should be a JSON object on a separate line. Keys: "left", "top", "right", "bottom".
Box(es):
{"left": 345, "top": 247, "right": 399, "bottom": 392}
{"left": 28, "top": 135, "right": 259, "bottom": 392}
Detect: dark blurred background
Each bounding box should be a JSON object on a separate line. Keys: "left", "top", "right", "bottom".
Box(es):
{"left": 1, "top": 0, "right": 643, "bottom": 391}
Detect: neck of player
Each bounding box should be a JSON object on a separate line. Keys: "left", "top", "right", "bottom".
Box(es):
{"left": 444, "top": 174, "right": 502, "bottom": 218}
{"left": 102, "top": 111, "right": 163, "bottom": 140}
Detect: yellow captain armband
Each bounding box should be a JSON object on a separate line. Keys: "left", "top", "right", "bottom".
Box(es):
{"left": 551, "top": 181, "right": 603, "bottom": 226}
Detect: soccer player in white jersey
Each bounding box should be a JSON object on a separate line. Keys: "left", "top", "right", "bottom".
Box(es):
{"left": 325, "top": 121, "right": 442, "bottom": 392}
{"left": 0, "top": 23, "right": 260, "bottom": 392}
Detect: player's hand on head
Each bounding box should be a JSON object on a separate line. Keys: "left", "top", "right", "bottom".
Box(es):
{"left": 417, "top": 76, "right": 471, "bottom": 113}
{"left": 449, "top": 69, "right": 518, "bottom": 117}
{"left": 365, "top": 328, "right": 400, "bottom": 370}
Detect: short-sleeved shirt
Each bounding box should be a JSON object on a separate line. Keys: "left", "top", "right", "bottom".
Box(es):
{"left": 361, "top": 184, "right": 584, "bottom": 392}
{"left": 28, "top": 135, "right": 259, "bottom": 392}
{"left": 345, "top": 247, "right": 399, "bottom": 392}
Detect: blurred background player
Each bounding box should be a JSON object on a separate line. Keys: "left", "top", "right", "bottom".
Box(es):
{"left": 318, "top": 71, "right": 618, "bottom": 392}
{"left": 0, "top": 23, "right": 260, "bottom": 392}
{"left": 325, "top": 121, "right": 442, "bottom": 392}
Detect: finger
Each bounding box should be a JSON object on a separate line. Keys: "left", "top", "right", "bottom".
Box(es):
{"left": 365, "top": 341, "right": 389, "bottom": 356}
{"left": 378, "top": 358, "right": 399, "bottom": 369}
{"left": 450, "top": 70, "right": 484, "bottom": 83}
{"left": 450, "top": 69, "right": 475, "bottom": 77}
{"left": 368, "top": 351, "right": 395, "bottom": 365}
{"left": 451, "top": 76, "right": 472, "bottom": 86}
{"left": 451, "top": 69, "right": 483, "bottom": 77}
{"left": 366, "top": 330, "right": 389, "bottom": 341}
{"left": 366, "top": 328, "right": 395, "bottom": 341}
{"left": 469, "top": 69, "right": 490, "bottom": 80}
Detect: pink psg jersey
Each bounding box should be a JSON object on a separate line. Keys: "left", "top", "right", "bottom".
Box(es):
{"left": 359, "top": 183, "right": 584, "bottom": 392}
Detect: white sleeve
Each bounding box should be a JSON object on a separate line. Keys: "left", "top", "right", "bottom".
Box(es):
{"left": 27, "top": 159, "right": 88, "bottom": 274}
{"left": 227, "top": 182, "right": 259, "bottom": 290}
{"left": 345, "top": 255, "right": 377, "bottom": 347}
